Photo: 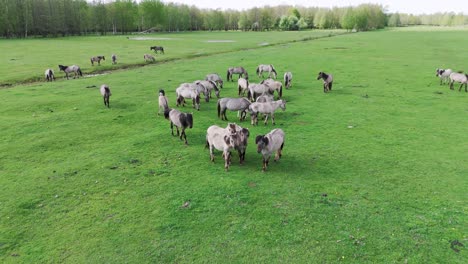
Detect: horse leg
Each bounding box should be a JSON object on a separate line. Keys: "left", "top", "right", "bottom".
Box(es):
{"left": 271, "top": 113, "right": 275, "bottom": 125}
{"left": 450, "top": 81, "right": 454, "bottom": 90}
{"left": 459, "top": 83, "right": 464, "bottom": 92}
{"left": 210, "top": 145, "right": 215, "bottom": 162}
{"left": 182, "top": 129, "right": 188, "bottom": 145}
{"left": 170, "top": 122, "right": 175, "bottom": 136}
{"left": 264, "top": 114, "right": 269, "bottom": 125}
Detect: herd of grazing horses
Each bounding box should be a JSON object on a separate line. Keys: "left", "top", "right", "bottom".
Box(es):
{"left": 43, "top": 43, "right": 467, "bottom": 171}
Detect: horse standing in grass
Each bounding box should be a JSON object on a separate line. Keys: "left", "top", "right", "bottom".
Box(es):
{"left": 256, "top": 64, "right": 277, "bottom": 79}
{"left": 175, "top": 84, "right": 201, "bottom": 111}
{"left": 205, "top": 73, "right": 224, "bottom": 88}
{"left": 317, "top": 71, "right": 333, "bottom": 93}
{"left": 249, "top": 99, "right": 286, "bottom": 126}
{"left": 150, "top": 46, "right": 165, "bottom": 54}
{"left": 58, "top": 65, "right": 82, "bottom": 80}
{"left": 164, "top": 108, "right": 193, "bottom": 145}
{"left": 449, "top": 72, "right": 468, "bottom": 92}
{"left": 261, "top": 78, "right": 283, "bottom": 99}
{"left": 238, "top": 77, "right": 249, "bottom": 97}
{"left": 90, "top": 56, "right": 105, "bottom": 66}
{"left": 217, "top": 97, "right": 251, "bottom": 121}
{"left": 227, "top": 67, "right": 248, "bottom": 82}
{"left": 144, "top": 54, "right": 155, "bottom": 62}
{"left": 232, "top": 125, "right": 250, "bottom": 165}
{"left": 100, "top": 84, "right": 111, "bottom": 108}
{"left": 158, "top": 89, "right": 169, "bottom": 115}
{"left": 111, "top": 54, "right": 117, "bottom": 64}
{"left": 436, "top": 68, "right": 452, "bottom": 85}
{"left": 256, "top": 128, "right": 285, "bottom": 172}
{"left": 45, "top": 69, "right": 55, "bottom": 82}
{"left": 196, "top": 80, "right": 220, "bottom": 99}
{"left": 205, "top": 124, "right": 239, "bottom": 171}
{"left": 284, "top": 72, "right": 292, "bottom": 89}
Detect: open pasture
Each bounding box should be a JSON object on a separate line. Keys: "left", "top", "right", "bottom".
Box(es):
{"left": 0, "top": 30, "right": 345, "bottom": 86}
{"left": 0, "top": 29, "right": 467, "bottom": 263}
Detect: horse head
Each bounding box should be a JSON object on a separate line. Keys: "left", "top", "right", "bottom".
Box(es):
{"left": 159, "top": 89, "right": 165, "bottom": 96}
{"left": 255, "top": 135, "right": 269, "bottom": 153}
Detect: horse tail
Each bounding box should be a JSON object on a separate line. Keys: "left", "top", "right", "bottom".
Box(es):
{"left": 226, "top": 69, "right": 230, "bottom": 81}
{"left": 279, "top": 84, "right": 283, "bottom": 98}
{"left": 217, "top": 99, "right": 221, "bottom": 117}
{"left": 186, "top": 113, "right": 193, "bottom": 128}
{"left": 247, "top": 90, "right": 252, "bottom": 101}
{"left": 79, "top": 68, "right": 83, "bottom": 76}
{"left": 329, "top": 82, "right": 333, "bottom": 91}
{"left": 256, "top": 66, "right": 259, "bottom": 75}
{"left": 105, "top": 87, "right": 111, "bottom": 96}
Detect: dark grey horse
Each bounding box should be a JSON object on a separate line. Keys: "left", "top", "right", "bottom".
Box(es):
{"left": 317, "top": 71, "right": 333, "bottom": 93}
{"left": 150, "top": 46, "right": 164, "bottom": 54}
{"left": 58, "top": 65, "right": 83, "bottom": 80}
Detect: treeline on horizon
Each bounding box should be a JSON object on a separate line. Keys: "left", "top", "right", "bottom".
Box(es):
{"left": 1, "top": 0, "right": 467, "bottom": 38}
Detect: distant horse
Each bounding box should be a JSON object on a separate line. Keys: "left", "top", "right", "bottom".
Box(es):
{"left": 205, "top": 124, "right": 239, "bottom": 171}
{"left": 256, "top": 64, "right": 277, "bottom": 79}
{"left": 284, "top": 72, "right": 292, "bottom": 89}
{"left": 261, "top": 78, "right": 283, "bottom": 99}
{"left": 111, "top": 54, "right": 117, "bottom": 64}
{"left": 58, "top": 64, "right": 83, "bottom": 80}
{"left": 45, "top": 69, "right": 55, "bottom": 82}
{"left": 150, "top": 46, "right": 164, "bottom": 54}
{"left": 158, "top": 89, "right": 169, "bottom": 115}
{"left": 317, "top": 71, "right": 333, "bottom": 93}
{"left": 227, "top": 67, "right": 248, "bottom": 82}
{"left": 100, "top": 84, "right": 111, "bottom": 108}
{"left": 436, "top": 68, "right": 452, "bottom": 85}
{"left": 176, "top": 84, "right": 201, "bottom": 111}
{"left": 90, "top": 56, "right": 105, "bottom": 66}
{"left": 449, "top": 72, "right": 468, "bottom": 92}
{"left": 205, "top": 73, "right": 224, "bottom": 88}
{"left": 238, "top": 77, "right": 249, "bottom": 97}
{"left": 144, "top": 54, "right": 155, "bottom": 62}
{"left": 196, "top": 80, "right": 220, "bottom": 99}
{"left": 164, "top": 108, "right": 193, "bottom": 145}
{"left": 217, "top": 97, "right": 251, "bottom": 121}
{"left": 255, "top": 128, "right": 285, "bottom": 172}
{"left": 249, "top": 99, "right": 286, "bottom": 126}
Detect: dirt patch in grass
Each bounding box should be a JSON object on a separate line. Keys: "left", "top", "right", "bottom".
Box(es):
{"left": 206, "top": 40, "right": 235, "bottom": 43}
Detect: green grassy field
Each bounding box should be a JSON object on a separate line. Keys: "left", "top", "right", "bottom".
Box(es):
{"left": 0, "top": 29, "right": 467, "bottom": 263}
{"left": 0, "top": 30, "right": 345, "bottom": 86}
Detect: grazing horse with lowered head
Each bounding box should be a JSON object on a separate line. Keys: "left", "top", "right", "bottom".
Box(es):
{"left": 195, "top": 80, "right": 220, "bottom": 99}
{"left": 284, "top": 72, "right": 293, "bottom": 89}
{"left": 58, "top": 65, "right": 83, "bottom": 80}
{"left": 227, "top": 67, "right": 248, "bottom": 82}
{"left": 111, "top": 54, "right": 117, "bottom": 64}
{"left": 150, "top": 46, "right": 164, "bottom": 54}
{"left": 158, "top": 89, "right": 169, "bottom": 115}
{"left": 249, "top": 99, "right": 286, "bottom": 126}
{"left": 256, "top": 128, "right": 285, "bottom": 172}
{"left": 144, "top": 54, "right": 155, "bottom": 62}
{"left": 261, "top": 78, "right": 283, "bottom": 99}
{"left": 90, "top": 56, "right": 105, "bottom": 66}
{"left": 317, "top": 71, "right": 333, "bottom": 93}
{"left": 205, "top": 73, "right": 224, "bottom": 88}
{"left": 164, "top": 108, "right": 193, "bottom": 145}
{"left": 436, "top": 68, "right": 452, "bottom": 85}
{"left": 217, "top": 97, "right": 251, "bottom": 121}
{"left": 256, "top": 64, "right": 277, "bottom": 79}
{"left": 247, "top": 83, "right": 274, "bottom": 102}
{"left": 175, "top": 84, "right": 202, "bottom": 111}
{"left": 449, "top": 72, "right": 468, "bottom": 92}
{"left": 45, "top": 69, "right": 55, "bottom": 82}
{"left": 100, "top": 84, "right": 111, "bottom": 108}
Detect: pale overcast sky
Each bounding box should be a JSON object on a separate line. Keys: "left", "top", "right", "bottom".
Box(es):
{"left": 162, "top": 0, "right": 468, "bottom": 15}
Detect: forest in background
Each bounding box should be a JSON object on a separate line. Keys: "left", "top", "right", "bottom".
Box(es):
{"left": 1, "top": 0, "right": 467, "bottom": 38}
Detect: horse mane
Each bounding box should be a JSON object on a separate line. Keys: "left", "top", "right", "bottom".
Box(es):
{"left": 163, "top": 108, "right": 171, "bottom": 119}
